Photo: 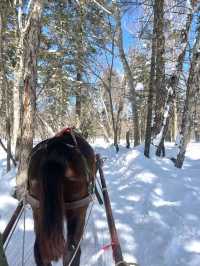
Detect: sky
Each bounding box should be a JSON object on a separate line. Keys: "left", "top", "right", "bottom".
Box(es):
{"left": 101, "top": 2, "right": 200, "bottom": 77}
{"left": 99, "top": 4, "right": 145, "bottom": 75}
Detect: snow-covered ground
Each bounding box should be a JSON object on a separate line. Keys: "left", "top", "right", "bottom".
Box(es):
{"left": 0, "top": 141, "right": 200, "bottom": 266}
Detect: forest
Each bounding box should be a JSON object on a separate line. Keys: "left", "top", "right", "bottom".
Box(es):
{"left": 0, "top": 1, "right": 200, "bottom": 265}
{"left": 0, "top": 0, "right": 200, "bottom": 180}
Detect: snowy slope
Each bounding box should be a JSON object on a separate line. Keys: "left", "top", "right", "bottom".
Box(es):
{"left": 0, "top": 142, "right": 200, "bottom": 266}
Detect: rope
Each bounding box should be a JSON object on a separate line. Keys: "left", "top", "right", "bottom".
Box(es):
{"left": 68, "top": 201, "right": 94, "bottom": 266}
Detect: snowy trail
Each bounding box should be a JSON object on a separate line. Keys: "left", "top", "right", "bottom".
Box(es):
{"left": 1, "top": 142, "right": 200, "bottom": 266}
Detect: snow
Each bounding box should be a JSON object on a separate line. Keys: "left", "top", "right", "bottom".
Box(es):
{"left": 48, "top": 48, "right": 57, "bottom": 53}
{"left": 135, "top": 83, "right": 144, "bottom": 91}
{"left": 186, "top": 0, "right": 192, "bottom": 11}
{"left": 1, "top": 141, "right": 200, "bottom": 266}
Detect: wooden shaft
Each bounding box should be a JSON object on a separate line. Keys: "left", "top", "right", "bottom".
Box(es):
{"left": 2, "top": 201, "right": 23, "bottom": 245}
{"left": 96, "top": 154, "right": 124, "bottom": 265}
{"left": 0, "top": 234, "right": 8, "bottom": 266}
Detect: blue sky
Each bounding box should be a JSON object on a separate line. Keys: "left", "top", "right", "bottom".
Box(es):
{"left": 104, "top": 4, "right": 144, "bottom": 74}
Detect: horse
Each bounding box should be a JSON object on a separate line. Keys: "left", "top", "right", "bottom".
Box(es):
{"left": 26, "top": 130, "right": 96, "bottom": 266}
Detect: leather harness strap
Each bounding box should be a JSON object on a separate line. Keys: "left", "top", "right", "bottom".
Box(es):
{"left": 26, "top": 193, "right": 93, "bottom": 210}
{"left": 27, "top": 128, "right": 95, "bottom": 211}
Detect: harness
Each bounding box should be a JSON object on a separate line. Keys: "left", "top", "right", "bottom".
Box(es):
{"left": 26, "top": 128, "right": 94, "bottom": 210}
{"left": 26, "top": 193, "right": 93, "bottom": 210}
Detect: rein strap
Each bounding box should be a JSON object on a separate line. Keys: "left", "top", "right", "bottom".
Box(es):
{"left": 26, "top": 193, "right": 93, "bottom": 210}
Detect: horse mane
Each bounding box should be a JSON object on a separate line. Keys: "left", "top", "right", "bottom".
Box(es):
{"left": 38, "top": 142, "right": 67, "bottom": 262}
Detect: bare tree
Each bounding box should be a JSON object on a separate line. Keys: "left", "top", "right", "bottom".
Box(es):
{"left": 144, "top": 0, "right": 158, "bottom": 157}
{"left": 13, "top": 0, "right": 24, "bottom": 154}
{"left": 175, "top": 21, "right": 200, "bottom": 168}
{"left": 114, "top": 2, "right": 140, "bottom": 146}
{"left": 0, "top": 0, "right": 12, "bottom": 171}
{"left": 152, "top": 0, "right": 166, "bottom": 154}
{"left": 156, "top": 0, "right": 195, "bottom": 156}
{"left": 16, "top": 0, "right": 44, "bottom": 189}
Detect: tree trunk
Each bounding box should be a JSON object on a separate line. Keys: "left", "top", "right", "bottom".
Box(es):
{"left": 153, "top": 0, "right": 165, "bottom": 137}
{"left": 99, "top": 90, "right": 112, "bottom": 138}
{"left": 172, "top": 99, "right": 178, "bottom": 141}
{"left": 0, "top": 1, "right": 12, "bottom": 172}
{"left": 144, "top": 1, "right": 157, "bottom": 158}
{"left": 126, "top": 130, "right": 130, "bottom": 149}
{"left": 13, "top": 39, "right": 24, "bottom": 156}
{"left": 13, "top": 0, "right": 24, "bottom": 156}
{"left": 107, "top": 79, "right": 118, "bottom": 151}
{"left": 75, "top": 2, "right": 84, "bottom": 120}
{"left": 16, "top": 0, "right": 44, "bottom": 189}
{"left": 76, "top": 72, "right": 82, "bottom": 117}
{"left": 156, "top": 5, "right": 194, "bottom": 155}
{"left": 0, "top": 3, "right": 5, "bottom": 131}
{"left": 175, "top": 25, "right": 200, "bottom": 168}
{"left": 155, "top": 77, "right": 176, "bottom": 157}
{"left": 114, "top": 3, "right": 140, "bottom": 146}
{"left": 114, "top": 99, "right": 123, "bottom": 152}
{"left": 0, "top": 3, "right": 4, "bottom": 114}
{"left": 6, "top": 109, "right": 11, "bottom": 172}
{"left": 104, "top": 28, "right": 119, "bottom": 152}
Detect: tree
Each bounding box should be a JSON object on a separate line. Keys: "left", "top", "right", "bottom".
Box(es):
{"left": 16, "top": 0, "right": 45, "bottom": 189}
{"left": 175, "top": 20, "right": 200, "bottom": 168}
{"left": 34, "top": 0, "right": 109, "bottom": 136}
{"left": 97, "top": 66, "right": 126, "bottom": 151}
{"left": 155, "top": 0, "right": 195, "bottom": 156}
{"left": 144, "top": 0, "right": 158, "bottom": 157}
{"left": 13, "top": 0, "right": 24, "bottom": 155}
{"left": 114, "top": 2, "right": 140, "bottom": 146}
{"left": 152, "top": 0, "right": 165, "bottom": 142}
{"left": 0, "top": 0, "right": 13, "bottom": 171}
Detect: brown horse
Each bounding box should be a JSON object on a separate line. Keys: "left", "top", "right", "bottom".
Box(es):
{"left": 27, "top": 131, "right": 96, "bottom": 266}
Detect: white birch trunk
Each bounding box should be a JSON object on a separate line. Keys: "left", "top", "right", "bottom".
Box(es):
{"left": 155, "top": 2, "right": 194, "bottom": 156}
{"left": 175, "top": 24, "right": 200, "bottom": 168}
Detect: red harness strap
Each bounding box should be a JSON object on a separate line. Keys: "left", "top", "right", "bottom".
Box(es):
{"left": 55, "top": 127, "right": 73, "bottom": 137}
{"left": 55, "top": 127, "right": 78, "bottom": 147}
